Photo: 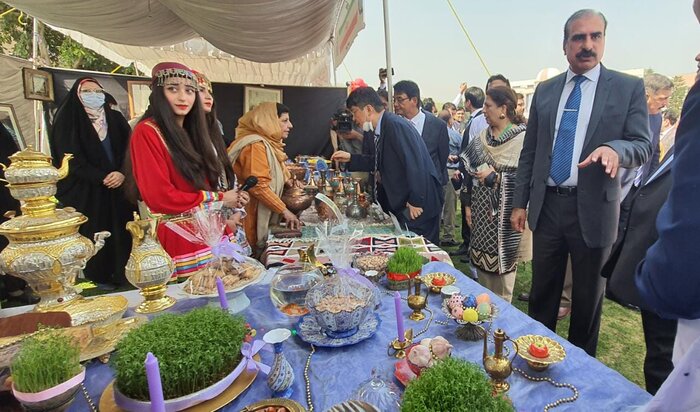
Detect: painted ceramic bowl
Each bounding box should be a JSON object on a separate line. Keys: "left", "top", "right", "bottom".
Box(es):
{"left": 306, "top": 276, "right": 375, "bottom": 339}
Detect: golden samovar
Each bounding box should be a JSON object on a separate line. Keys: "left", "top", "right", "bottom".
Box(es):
{"left": 0, "top": 148, "right": 110, "bottom": 311}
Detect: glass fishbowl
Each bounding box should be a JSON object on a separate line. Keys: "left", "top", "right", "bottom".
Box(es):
{"left": 270, "top": 263, "right": 325, "bottom": 317}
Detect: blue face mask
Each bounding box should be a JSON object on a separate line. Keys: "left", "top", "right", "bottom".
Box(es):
{"left": 81, "top": 92, "right": 105, "bottom": 109}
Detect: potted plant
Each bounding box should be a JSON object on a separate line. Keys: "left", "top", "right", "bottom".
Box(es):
{"left": 386, "top": 247, "right": 424, "bottom": 290}
{"left": 11, "top": 333, "right": 84, "bottom": 412}
{"left": 401, "top": 357, "right": 512, "bottom": 411}
{"left": 112, "top": 307, "right": 248, "bottom": 411}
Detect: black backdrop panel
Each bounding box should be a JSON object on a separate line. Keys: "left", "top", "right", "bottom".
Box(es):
{"left": 44, "top": 68, "right": 347, "bottom": 159}
{"left": 212, "top": 83, "right": 346, "bottom": 159}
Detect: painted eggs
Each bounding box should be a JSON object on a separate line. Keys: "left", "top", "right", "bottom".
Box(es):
{"left": 462, "top": 307, "right": 479, "bottom": 323}
{"left": 451, "top": 306, "right": 464, "bottom": 320}
{"left": 476, "top": 302, "right": 491, "bottom": 320}
{"left": 464, "top": 294, "right": 477, "bottom": 309}
{"left": 476, "top": 293, "right": 491, "bottom": 305}
{"left": 448, "top": 294, "right": 464, "bottom": 309}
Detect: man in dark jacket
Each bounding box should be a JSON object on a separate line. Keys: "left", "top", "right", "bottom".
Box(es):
{"left": 345, "top": 87, "right": 443, "bottom": 244}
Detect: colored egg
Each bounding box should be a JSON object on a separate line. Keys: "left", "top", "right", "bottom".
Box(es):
{"left": 476, "top": 293, "right": 491, "bottom": 305}
{"left": 451, "top": 306, "right": 464, "bottom": 320}
{"left": 477, "top": 302, "right": 491, "bottom": 320}
{"left": 462, "top": 307, "right": 479, "bottom": 323}
{"left": 464, "top": 294, "right": 477, "bottom": 309}
{"left": 448, "top": 294, "right": 464, "bottom": 309}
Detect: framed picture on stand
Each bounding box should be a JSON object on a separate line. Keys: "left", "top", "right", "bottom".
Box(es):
{"left": 0, "top": 104, "right": 25, "bottom": 149}
{"left": 244, "top": 86, "right": 283, "bottom": 113}
{"left": 127, "top": 80, "right": 152, "bottom": 120}
{"left": 22, "top": 68, "right": 54, "bottom": 102}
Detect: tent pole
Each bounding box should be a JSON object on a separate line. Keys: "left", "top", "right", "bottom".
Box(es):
{"left": 32, "top": 16, "right": 42, "bottom": 152}
{"left": 329, "top": 41, "right": 337, "bottom": 86}
{"left": 382, "top": 0, "right": 393, "bottom": 112}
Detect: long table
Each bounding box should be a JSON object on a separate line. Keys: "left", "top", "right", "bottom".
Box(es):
{"left": 2, "top": 262, "right": 651, "bottom": 411}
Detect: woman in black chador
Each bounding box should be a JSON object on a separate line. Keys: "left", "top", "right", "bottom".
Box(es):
{"left": 49, "top": 77, "right": 136, "bottom": 289}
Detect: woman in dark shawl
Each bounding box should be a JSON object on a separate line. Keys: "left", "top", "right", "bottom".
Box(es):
{"left": 49, "top": 77, "right": 136, "bottom": 289}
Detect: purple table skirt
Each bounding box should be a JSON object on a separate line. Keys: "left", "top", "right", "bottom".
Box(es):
{"left": 71, "top": 262, "right": 651, "bottom": 411}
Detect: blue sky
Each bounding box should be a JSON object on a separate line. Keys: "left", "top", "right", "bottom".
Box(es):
{"left": 341, "top": 0, "right": 699, "bottom": 102}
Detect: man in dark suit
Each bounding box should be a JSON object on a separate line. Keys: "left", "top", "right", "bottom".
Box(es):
{"left": 346, "top": 87, "right": 443, "bottom": 244}
{"left": 602, "top": 146, "right": 676, "bottom": 394}
{"left": 636, "top": 63, "right": 700, "bottom": 370}
{"left": 511, "top": 9, "right": 651, "bottom": 356}
{"left": 393, "top": 80, "right": 450, "bottom": 188}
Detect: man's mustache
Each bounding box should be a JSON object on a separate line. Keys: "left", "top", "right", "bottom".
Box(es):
{"left": 577, "top": 49, "right": 597, "bottom": 59}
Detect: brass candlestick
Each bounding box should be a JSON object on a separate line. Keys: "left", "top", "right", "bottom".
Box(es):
{"left": 389, "top": 329, "right": 413, "bottom": 358}
{"left": 407, "top": 277, "right": 428, "bottom": 321}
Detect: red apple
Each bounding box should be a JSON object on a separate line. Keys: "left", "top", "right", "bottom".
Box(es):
{"left": 432, "top": 276, "right": 446, "bottom": 286}
{"left": 528, "top": 342, "right": 549, "bottom": 358}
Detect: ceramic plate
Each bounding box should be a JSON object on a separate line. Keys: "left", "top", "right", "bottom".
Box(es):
{"left": 296, "top": 313, "right": 381, "bottom": 348}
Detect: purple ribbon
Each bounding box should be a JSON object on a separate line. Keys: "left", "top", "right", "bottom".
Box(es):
{"left": 241, "top": 340, "right": 271, "bottom": 375}
{"left": 211, "top": 238, "right": 246, "bottom": 262}
{"left": 338, "top": 267, "right": 374, "bottom": 289}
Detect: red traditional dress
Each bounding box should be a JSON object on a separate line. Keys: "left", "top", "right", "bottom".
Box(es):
{"left": 130, "top": 119, "right": 228, "bottom": 277}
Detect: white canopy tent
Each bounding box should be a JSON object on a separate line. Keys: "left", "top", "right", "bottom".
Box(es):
{"left": 6, "top": 0, "right": 365, "bottom": 86}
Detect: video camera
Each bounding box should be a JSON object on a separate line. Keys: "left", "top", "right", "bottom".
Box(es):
{"left": 331, "top": 109, "right": 353, "bottom": 133}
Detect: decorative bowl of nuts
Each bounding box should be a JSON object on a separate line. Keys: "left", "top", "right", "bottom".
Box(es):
{"left": 305, "top": 274, "right": 375, "bottom": 339}
{"left": 353, "top": 251, "right": 389, "bottom": 273}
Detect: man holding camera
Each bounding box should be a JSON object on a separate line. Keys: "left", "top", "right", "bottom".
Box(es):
{"left": 330, "top": 109, "right": 369, "bottom": 185}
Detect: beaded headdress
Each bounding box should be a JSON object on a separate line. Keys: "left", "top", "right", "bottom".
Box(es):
{"left": 192, "top": 70, "right": 212, "bottom": 93}
{"left": 151, "top": 62, "right": 198, "bottom": 89}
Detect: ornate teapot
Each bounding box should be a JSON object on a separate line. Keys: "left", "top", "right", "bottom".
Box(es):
{"left": 346, "top": 182, "right": 368, "bottom": 219}
{"left": 281, "top": 176, "right": 314, "bottom": 216}
{"left": 482, "top": 328, "right": 519, "bottom": 393}
{"left": 0, "top": 148, "right": 109, "bottom": 310}
{"left": 124, "top": 213, "right": 176, "bottom": 313}
{"left": 1, "top": 147, "right": 71, "bottom": 217}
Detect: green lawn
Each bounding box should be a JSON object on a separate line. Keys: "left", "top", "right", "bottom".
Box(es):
{"left": 443, "top": 244, "right": 645, "bottom": 389}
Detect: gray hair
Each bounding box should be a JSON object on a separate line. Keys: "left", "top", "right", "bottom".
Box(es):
{"left": 644, "top": 73, "right": 674, "bottom": 95}
{"left": 563, "top": 9, "right": 608, "bottom": 44}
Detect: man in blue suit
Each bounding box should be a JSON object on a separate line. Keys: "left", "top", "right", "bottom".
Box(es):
{"left": 346, "top": 87, "right": 443, "bottom": 244}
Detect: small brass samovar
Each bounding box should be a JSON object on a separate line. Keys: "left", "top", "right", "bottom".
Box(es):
{"left": 0, "top": 148, "right": 109, "bottom": 311}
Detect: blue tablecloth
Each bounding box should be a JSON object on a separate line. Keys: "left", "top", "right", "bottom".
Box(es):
{"left": 71, "top": 262, "right": 651, "bottom": 411}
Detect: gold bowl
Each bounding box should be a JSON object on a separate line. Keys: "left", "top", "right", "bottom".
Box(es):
{"left": 514, "top": 334, "right": 566, "bottom": 371}
{"left": 55, "top": 295, "right": 129, "bottom": 326}
{"left": 420, "top": 272, "right": 456, "bottom": 293}
{"left": 241, "top": 398, "right": 305, "bottom": 412}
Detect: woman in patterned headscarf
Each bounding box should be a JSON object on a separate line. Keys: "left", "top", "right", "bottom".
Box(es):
{"left": 462, "top": 86, "right": 527, "bottom": 302}
{"left": 228, "top": 102, "right": 301, "bottom": 253}
{"left": 49, "top": 77, "right": 136, "bottom": 289}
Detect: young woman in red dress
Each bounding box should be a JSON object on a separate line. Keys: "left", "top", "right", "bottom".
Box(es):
{"left": 129, "top": 62, "right": 240, "bottom": 278}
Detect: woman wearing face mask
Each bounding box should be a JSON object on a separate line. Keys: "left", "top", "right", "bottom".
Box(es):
{"left": 129, "top": 62, "right": 240, "bottom": 278}
{"left": 49, "top": 77, "right": 136, "bottom": 289}
{"left": 228, "top": 102, "right": 301, "bottom": 254}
